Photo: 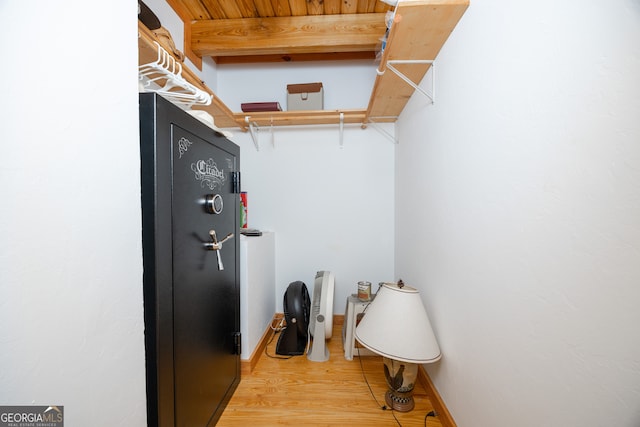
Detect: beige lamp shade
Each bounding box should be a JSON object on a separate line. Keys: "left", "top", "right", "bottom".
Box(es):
{"left": 355, "top": 281, "right": 441, "bottom": 364}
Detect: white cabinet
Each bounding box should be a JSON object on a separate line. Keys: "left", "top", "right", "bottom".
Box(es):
{"left": 239, "top": 232, "right": 276, "bottom": 360}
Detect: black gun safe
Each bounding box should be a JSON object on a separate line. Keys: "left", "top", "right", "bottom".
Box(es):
{"left": 139, "top": 93, "right": 241, "bottom": 426}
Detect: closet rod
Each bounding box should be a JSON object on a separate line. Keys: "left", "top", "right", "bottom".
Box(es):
{"left": 234, "top": 110, "right": 367, "bottom": 128}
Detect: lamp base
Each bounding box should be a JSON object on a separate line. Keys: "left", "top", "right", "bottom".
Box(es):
{"left": 385, "top": 389, "right": 415, "bottom": 412}
{"left": 383, "top": 357, "right": 419, "bottom": 412}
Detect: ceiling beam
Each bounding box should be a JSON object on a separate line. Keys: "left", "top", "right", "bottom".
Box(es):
{"left": 190, "top": 13, "right": 387, "bottom": 58}
{"left": 213, "top": 51, "right": 377, "bottom": 64}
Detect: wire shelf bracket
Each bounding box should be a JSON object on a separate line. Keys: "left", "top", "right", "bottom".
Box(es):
{"left": 339, "top": 112, "right": 344, "bottom": 148}
{"left": 245, "top": 116, "right": 260, "bottom": 151}
{"left": 378, "top": 59, "right": 436, "bottom": 104}
{"left": 365, "top": 119, "right": 398, "bottom": 144}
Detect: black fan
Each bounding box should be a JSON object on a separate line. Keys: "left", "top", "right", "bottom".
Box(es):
{"left": 276, "top": 281, "right": 310, "bottom": 356}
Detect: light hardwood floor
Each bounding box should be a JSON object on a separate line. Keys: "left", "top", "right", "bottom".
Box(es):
{"left": 217, "top": 320, "right": 442, "bottom": 427}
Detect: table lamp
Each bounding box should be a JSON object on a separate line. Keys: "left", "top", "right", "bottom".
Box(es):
{"left": 355, "top": 280, "right": 441, "bottom": 412}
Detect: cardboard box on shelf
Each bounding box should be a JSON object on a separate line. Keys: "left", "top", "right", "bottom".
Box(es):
{"left": 286, "top": 82, "right": 323, "bottom": 111}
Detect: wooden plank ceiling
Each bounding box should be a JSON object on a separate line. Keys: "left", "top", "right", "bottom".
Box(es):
{"left": 166, "top": 0, "right": 394, "bottom": 63}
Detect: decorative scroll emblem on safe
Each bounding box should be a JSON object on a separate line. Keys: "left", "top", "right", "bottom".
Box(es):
{"left": 177, "top": 137, "right": 193, "bottom": 158}
{"left": 191, "top": 158, "right": 226, "bottom": 190}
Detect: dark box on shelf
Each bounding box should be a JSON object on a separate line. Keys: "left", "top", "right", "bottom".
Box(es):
{"left": 241, "top": 102, "right": 282, "bottom": 112}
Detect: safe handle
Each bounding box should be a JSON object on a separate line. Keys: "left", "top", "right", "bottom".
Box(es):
{"left": 205, "top": 229, "right": 234, "bottom": 270}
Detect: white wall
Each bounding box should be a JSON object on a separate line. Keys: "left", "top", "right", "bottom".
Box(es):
{"left": 0, "top": 2, "right": 147, "bottom": 426}
{"left": 395, "top": 1, "right": 640, "bottom": 426}
{"left": 216, "top": 60, "right": 376, "bottom": 112}
{"left": 231, "top": 125, "right": 396, "bottom": 312}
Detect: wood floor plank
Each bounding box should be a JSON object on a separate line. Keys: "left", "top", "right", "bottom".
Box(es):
{"left": 218, "top": 326, "right": 442, "bottom": 426}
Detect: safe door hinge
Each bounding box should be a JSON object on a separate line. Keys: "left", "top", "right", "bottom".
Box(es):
{"left": 231, "top": 171, "right": 241, "bottom": 194}
{"left": 234, "top": 332, "right": 241, "bottom": 355}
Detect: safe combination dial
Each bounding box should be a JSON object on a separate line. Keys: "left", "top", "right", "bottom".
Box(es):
{"left": 204, "top": 194, "right": 223, "bottom": 214}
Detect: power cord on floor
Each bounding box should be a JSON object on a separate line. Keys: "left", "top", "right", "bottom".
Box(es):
{"left": 356, "top": 347, "right": 403, "bottom": 427}
{"left": 424, "top": 410, "right": 437, "bottom": 426}
{"left": 357, "top": 347, "right": 440, "bottom": 427}
{"left": 264, "top": 317, "right": 293, "bottom": 359}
